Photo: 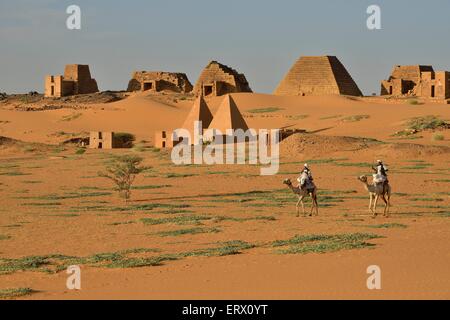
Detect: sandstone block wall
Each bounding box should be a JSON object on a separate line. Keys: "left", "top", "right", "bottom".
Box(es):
{"left": 90, "top": 132, "right": 113, "bottom": 149}
{"left": 127, "top": 71, "right": 193, "bottom": 93}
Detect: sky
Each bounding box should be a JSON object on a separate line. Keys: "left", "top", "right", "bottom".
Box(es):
{"left": 1, "top": 0, "right": 449, "bottom": 95}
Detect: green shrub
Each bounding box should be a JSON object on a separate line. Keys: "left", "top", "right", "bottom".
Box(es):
{"left": 432, "top": 133, "right": 444, "bottom": 141}
{"left": 407, "top": 116, "right": 448, "bottom": 131}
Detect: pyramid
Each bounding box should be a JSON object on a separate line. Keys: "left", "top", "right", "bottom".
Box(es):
{"left": 274, "top": 56, "right": 362, "bottom": 96}
{"left": 207, "top": 95, "right": 248, "bottom": 133}
{"left": 181, "top": 95, "right": 213, "bottom": 136}
{"left": 193, "top": 61, "right": 252, "bottom": 97}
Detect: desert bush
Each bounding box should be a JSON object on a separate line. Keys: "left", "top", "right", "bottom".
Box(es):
{"left": 407, "top": 115, "right": 448, "bottom": 131}
{"left": 407, "top": 99, "right": 422, "bottom": 105}
{"left": 99, "top": 155, "right": 149, "bottom": 201}
{"left": 114, "top": 132, "right": 135, "bottom": 148}
{"left": 342, "top": 115, "right": 370, "bottom": 122}
{"left": 432, "top": 133, "right": 444, "bottom": 141}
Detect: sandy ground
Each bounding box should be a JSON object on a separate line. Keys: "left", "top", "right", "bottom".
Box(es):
{"left": 0, "top": 93, "right": 449, "bottom": 299}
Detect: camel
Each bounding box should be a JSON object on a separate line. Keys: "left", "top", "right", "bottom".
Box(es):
{"left": 357, "top": 175, "right": 391, "bottom": 217}
{"left": 283, "top": 178, "right": 319, "bottom": 217}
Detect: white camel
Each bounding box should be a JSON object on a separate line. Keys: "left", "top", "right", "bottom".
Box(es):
{"left": 283, "top": 178, "right": 319, "bottom": 217}
{"left": 357, "top": 175, "right": 391, "bottom": 217}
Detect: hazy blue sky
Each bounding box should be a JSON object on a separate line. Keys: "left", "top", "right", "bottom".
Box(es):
{"left": 1, "top": 0, "right": 449, "bottom": 95}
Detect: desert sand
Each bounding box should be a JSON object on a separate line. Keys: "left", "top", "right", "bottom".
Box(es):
{"left": 0, "top": 92, "right": 449, "bottom": 299}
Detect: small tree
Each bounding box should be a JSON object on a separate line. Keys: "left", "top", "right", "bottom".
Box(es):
{"left": 99, "top": 155, "right": 148, "bottom": 202}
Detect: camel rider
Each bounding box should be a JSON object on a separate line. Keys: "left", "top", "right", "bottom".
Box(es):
{"left": 372, "top": 160, "right": 389, "bottom": 186}
{"left": 298, "top": 163, "right": 313, "bottom": 189}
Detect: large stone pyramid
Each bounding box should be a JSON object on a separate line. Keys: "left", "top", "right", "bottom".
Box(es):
{"left": 181, "top": 95, "right": 213, "bottom": 136}
{"left": 208, "top": 95, "right": 248, "bottom": 132}
{"left": 274, "top": 56, "right": 362, "bottom": 96}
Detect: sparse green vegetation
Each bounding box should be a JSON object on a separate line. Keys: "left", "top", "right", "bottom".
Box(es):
{"left": 0, "top": 288, "right": 34, "bottom": 299}
{"left": 22, "top": 202, "right": 62, "bottom": 207}
{"left": 342, "top": 115, "right": 370, "bottom": 122}
{"left": 61, "top": 113, "right": 82, "bottom": 122}
{"left": 407, "top": 99, "right": 422, "bottom": 105}
{"left": 75, "top": 148, "right": 86, "bottom": 155}
{"left": 154, "top": 227, "right": 221, "bottom": 237}
{"left": 164, "top": 173, "right": 198, "bottom": 178}
{"left": 401, "top": 163, "right": 433, "bottom": 170}
{"left": 410, "top": 197, "right": 443, "bottom": 202}
{"left": 131, "top": 184, "right": 171, "bottom": 190}
{"left": 21, "top": 180, "right": 42, "bottom": 184}
{"left": 0, "top": 171, "right": 30, "bottom": 176}
{"left": 272, "top": 233, "right": 383, "bottom": 255}
{"left": 407, "top": 115, "right": 448, "bottom": 131}
{"left": 214, "top": 215, "right": 276, "bottom": 222}
{"left": 141, "top": 215, "right": 212, "bottom": 226}
{"left": 432, "top": 133, "right": 444, "bottom": 141}
{"left": 108, "top": 221, "right": 135, "bottom": 226}
{"left": 287, "top": 114, "right": 309, "bottom": 120}
{"left": 364, "top": 223, "right": 407, "bottom": 229}
{"left": 0, "top": 234, "right": 11, "bottom": 240}
{"left": 0, "top": 249, "right": 164, "bottom": 274}
{"left": 34, "top": 191, "right": 110, "bottom": 201}
{"left": 320, "top": 115, "right": 342, "bottom": 120}
{"left": 248, "top": 107, "right": 283, "bottom": 114}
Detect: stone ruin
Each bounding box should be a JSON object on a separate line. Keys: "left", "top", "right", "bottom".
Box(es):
{"left": 381, "top": 65, "right": 450, "bottom": 99}
{"left": 193, "top": 61, "right": 252, "bottom": 97}
{"left": 45, "top": 64, "right": 99, "bottom": 98}
{"left": 274, "top": 56, "right": 362, "bottom": 96}
{"left": 89, "top": 132, "right": 134, "bottom": 149}
{"left": 89, "top": 132, "right": 114, "bottom": 149}
{"left": 127, "top": 71, "right": 193, "bottom": 93}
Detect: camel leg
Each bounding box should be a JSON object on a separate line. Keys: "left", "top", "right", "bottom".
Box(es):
{"left": 308, "top": 194, "right": 314, "bottom": 217}
{"left": 373, "top": 195, "right": 379, "bottom": 217}
{"left": 296, "top": 197, "right": 301, "bottom": 217}
{"left": 381, "top": 195, "right": 388, "bottom": 217}
{"left": 386, "top": 192, "right": 391, "bottom": 217}
{"left": 369, "top": 195, "right": 373, "bottom": 213}
{"left": 300, "top": 198, "right": 306, "bottom": 217}
{"left": 313, "top": 194, "right": 319, "bottom": 216}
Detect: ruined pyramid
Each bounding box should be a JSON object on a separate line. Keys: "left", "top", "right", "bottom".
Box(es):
{"left": 193, "top": 61, "right": 252, "bottom": 97}
{"left": 207, "top": 95, "right": 248, "bottom": 133}
{"left": 274, "top": 56, "right": 362, "bottom": 96}
{"left": 181, "top": 95, "right": 213, "bottom": 136}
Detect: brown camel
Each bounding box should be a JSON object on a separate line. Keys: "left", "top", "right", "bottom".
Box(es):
{"left": 283, "top": 178, "right": 319, "bottom": 217}
{"left": 357, "top": 175, "right": 391, "bottom": 217}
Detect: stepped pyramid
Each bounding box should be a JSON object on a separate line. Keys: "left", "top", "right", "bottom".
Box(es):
{"left": 193, "top": 61, "right": 252, "bottom": 97}
{"left": 208, "top": 95, "right": 248, "bottom": 132}
{"left": 274, "top": 56, "right": 362, "bottom": 96}
{"left": 181, "top": 95, "right": 213, "bottom": 136}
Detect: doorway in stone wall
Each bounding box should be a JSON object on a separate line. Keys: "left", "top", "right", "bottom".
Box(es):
{"left": 203, "top": 85, "right": 214, "bottom": 96}
{"left": 431, "top": 85, "right": 435, "bottom": 97}
{"left": 143, "top": 82, "right": 154, "bottom": 91}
